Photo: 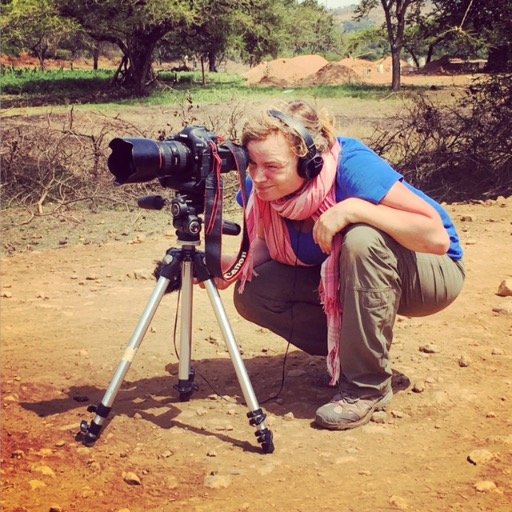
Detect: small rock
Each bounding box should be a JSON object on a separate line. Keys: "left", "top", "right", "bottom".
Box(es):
{"left": 12, "top": 449, "right": 24, "bottom": 459}
{"left": 492, "top": 301, "right": 512, "bottom": 316}
{"left": 467, "top": 449, "right": 494, "bottom": 465}
{"left": 460, "top": 214, "right": 475, "bottom": 222}
{"left": 160, "top": 450, "right": 174, "bottom": 458}
{"left": 458, "top": 354, "right": 471, "bottom": 367}
{"left": 283, "top": 412, "right": 295, "bottom": 421}
{"left": 123, "top": 471, "right": 142, "bottom": 485}
{"left": 1, "top": 291, "right": 12, "bottom": 298}
{"left": 412, "top": 381, "right": 425, "bottom": 393}
{"left": 371, "top": 411, "right": 387, "bottom": 424}
{"left": 389, "top": 495, "right": 408, "bottom": 510}
{"left": 474, "top": 480, "right": 497, "bottom": 492}
{"left": 419, "top": 343, "right": 440, "bottom": 354}
{"left": 491, "top": 347, "right": 505, "bottom": 356}
{"left": 133, "top": 270, "right": 152, "bottom": 280}
{"left": 49, "top": 505, "right": 63, "bottom": 512}
{"left": 497, "top": 279, "right": 512, "bottom": 297}
{"left": 206, "top": 450, "right": 217, "bottom": 457}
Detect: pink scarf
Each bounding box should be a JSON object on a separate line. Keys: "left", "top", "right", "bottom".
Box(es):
{"left": 239, "top": 142, "right": 342, "bottom": 385}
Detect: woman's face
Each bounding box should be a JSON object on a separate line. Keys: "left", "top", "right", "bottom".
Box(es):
{"left": 246, "top": 131, "right": 305, "bottom": 202}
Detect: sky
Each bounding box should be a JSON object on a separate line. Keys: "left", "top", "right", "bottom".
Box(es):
{"left": 321, "top": 0, "right": 360, "bottom": 9}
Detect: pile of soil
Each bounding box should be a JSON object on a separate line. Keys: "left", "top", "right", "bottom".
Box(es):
{"left": 244, "top": 54, "right": 417, "bottom": 87}
{"left": 244, "top": 55, "right": 329, "bottom": 86}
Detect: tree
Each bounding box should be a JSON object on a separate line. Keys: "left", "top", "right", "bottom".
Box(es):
{"left": 356, "top": 0, "right": 425, "bottom": 90}
{"left": 1, "top": 0, "right": 78, "bottom": 69}
{"left": 430, "top": 0, "right": 512, "bottom": 72}
{"left": 280, "top": 0, "right": 339, "bottom": 56}
{"left": 56, "top": 0, "right": 198, "bottom": 95}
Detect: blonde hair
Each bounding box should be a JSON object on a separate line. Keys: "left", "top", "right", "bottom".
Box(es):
{"left": 241, "top": 100, "right": 337, "bottom": 158}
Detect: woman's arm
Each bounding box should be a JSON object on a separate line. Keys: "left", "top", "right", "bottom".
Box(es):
{"left": 313, "top": 181, "right": 450, "bottom": 255}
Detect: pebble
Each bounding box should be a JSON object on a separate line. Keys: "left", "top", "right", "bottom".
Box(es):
{"left": 458, "top": 354, "right": 471, "bottom": 367}
{"left": 371, "top": 411, "right": 387, "bottom": 423}
{"left": 12, "top": 449, "right": 24, "bottom": 459}
{"left": 49, "top": 505, "right": 63, "bottom": 512}
{"left": 467, "top": 449, "right": 494, "bottom": 465}
{"left": 283, "top": 412, "right": 295, "bottom": 421}
{"left": 412, "top": 381, "right": 425, "bottom": 393}
{"left": 389, "top": 495, "right": 408, "bottom": 510}
{"left": 419, "top": 343, "right": 440, "bottom": 354}
{"left": 160, "top": 450, "right": 174, "bottom": 458}
{"left": 497, "top": 279, "right": 512, "bottom": 297}
{"left": 492, "top": 301, "right": 512, "bottom": 316}
{"left": 123, "top": 471, "right": 142, "bottom": 485}
{"left": 474, "top": 480, "right": 497, "bottom": 492}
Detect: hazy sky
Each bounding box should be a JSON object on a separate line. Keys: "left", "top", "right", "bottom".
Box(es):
{"left": 322, "top": 0, "right": 360, "bottom": 9}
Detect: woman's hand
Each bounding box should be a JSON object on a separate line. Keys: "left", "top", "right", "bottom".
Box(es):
{"left": 313, "top": 200, "right": 356, "bottom": 254}
{"left": 193, "top": 254, "right": 237, "bottom": 290}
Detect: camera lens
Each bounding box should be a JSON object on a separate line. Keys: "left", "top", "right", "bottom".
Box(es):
{"left": 108, "top": 138, "right": 190, "bottom": 184}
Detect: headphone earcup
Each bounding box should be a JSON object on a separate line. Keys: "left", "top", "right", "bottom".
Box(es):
{"left": 298, "top": 153, "right": 324, "bottom": 180}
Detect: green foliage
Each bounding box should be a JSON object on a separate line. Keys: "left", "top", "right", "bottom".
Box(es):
{"left": 1, "top": 0, "right": 79, "bottom": 67}
{"left": 0, "top": 68, "right": 113, "bottom": 101}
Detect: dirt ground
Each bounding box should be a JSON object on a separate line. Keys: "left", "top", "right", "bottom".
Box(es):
{"left": 1, "top": 191, "right": 511, "bottom": 512}
{"left": 1, "top": 54, "right": 511, "bottom": 511}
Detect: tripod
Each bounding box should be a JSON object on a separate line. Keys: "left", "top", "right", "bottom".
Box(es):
{"left": 79, "top": 195, "right": 274, "bottom": 454}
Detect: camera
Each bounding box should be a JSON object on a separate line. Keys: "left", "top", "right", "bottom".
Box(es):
{"left": 107, "top": 125, "right": 248, "bottom": 195}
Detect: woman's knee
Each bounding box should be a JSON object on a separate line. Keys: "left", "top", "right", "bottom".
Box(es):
{"left": 342, "top": 224, "right": 389, "bottom": 263}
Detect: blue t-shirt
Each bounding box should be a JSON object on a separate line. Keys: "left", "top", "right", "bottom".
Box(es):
{"left": 240, "top": 137, "right": 463, "bottom": 264}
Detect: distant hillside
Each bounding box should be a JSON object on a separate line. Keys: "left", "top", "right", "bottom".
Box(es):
{"left": 331, "top": 4, "right": 385, "bottom": 32}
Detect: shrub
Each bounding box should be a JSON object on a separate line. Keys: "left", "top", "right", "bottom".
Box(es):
{"left": 370, "top": 73, "right": 512, "bottom": 201}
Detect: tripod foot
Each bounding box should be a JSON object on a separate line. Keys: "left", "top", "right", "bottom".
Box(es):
{"left": 174, "top": 369, "right": 198, "bottom": 401}
{"left": 248, "top": 408, "right": 275, "bottom": 454}
{"left": 256, "top": 428, "right": 275, "bottom": 454}
{"left": 77, "top": 403, "right": 111, "bottom": 446}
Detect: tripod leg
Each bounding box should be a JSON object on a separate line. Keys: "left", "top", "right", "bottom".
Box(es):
{"left": 203, "top": 279, "right": 275, "bottom": 454}
{"left": 79, "top": 268, "right": 174, "bottom": 446}
{"left": 175, "top": 258, "right": 197, "bottom": 401}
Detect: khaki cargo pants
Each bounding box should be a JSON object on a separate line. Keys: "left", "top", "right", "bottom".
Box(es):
{"left": 234, "top": 224, "right": 465, "bottom": 394}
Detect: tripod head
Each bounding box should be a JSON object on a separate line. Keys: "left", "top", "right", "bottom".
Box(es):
{"left": 138, "top": 193, "right": 241, "bottom": 245}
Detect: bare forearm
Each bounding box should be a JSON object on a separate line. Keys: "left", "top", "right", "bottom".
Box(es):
{"left": 348, "top": 199, "right": 449, "bottom": 254}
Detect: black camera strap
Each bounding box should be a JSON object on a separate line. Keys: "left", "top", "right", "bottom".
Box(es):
{"left": 204, "top": 141, "right": 250, "bottom": 283}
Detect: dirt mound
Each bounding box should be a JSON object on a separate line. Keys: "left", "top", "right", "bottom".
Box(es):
{"left": 244, "top": 54, "right": 329, "bottom": 86}
{"left": 300, "top": 62, "right": 359, "bottom": 86}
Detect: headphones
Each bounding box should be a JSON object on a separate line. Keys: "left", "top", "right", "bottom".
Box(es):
{"left": 268, "top": 109, "right": 324, "bottom": 180}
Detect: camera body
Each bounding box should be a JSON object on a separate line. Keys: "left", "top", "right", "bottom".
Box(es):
{"left": 108, "top": 126, "right": 247, "bottom": 197}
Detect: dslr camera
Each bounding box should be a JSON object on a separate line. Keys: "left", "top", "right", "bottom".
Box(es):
{"left": 107, "top": 125, "right": 248, "bottom": 198}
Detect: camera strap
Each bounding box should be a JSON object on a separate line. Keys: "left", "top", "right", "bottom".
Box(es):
{"left": 204, "top": 141, "right": 250, "bottom": 283}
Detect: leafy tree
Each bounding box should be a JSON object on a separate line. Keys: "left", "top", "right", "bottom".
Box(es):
{"left": 356, "top": 0, "right": 425, "bottom": 90}
{"left": 280, "top": 0, "right": 339, "bottom": 56}
{"left": 430, "top": 0, "right": 512, "bottom": 72}
{"left": 1, "top": 0, "right": 78, "bottom": 69}
{"left": 56, "top": 0, "right": 198, "bottom": 95}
